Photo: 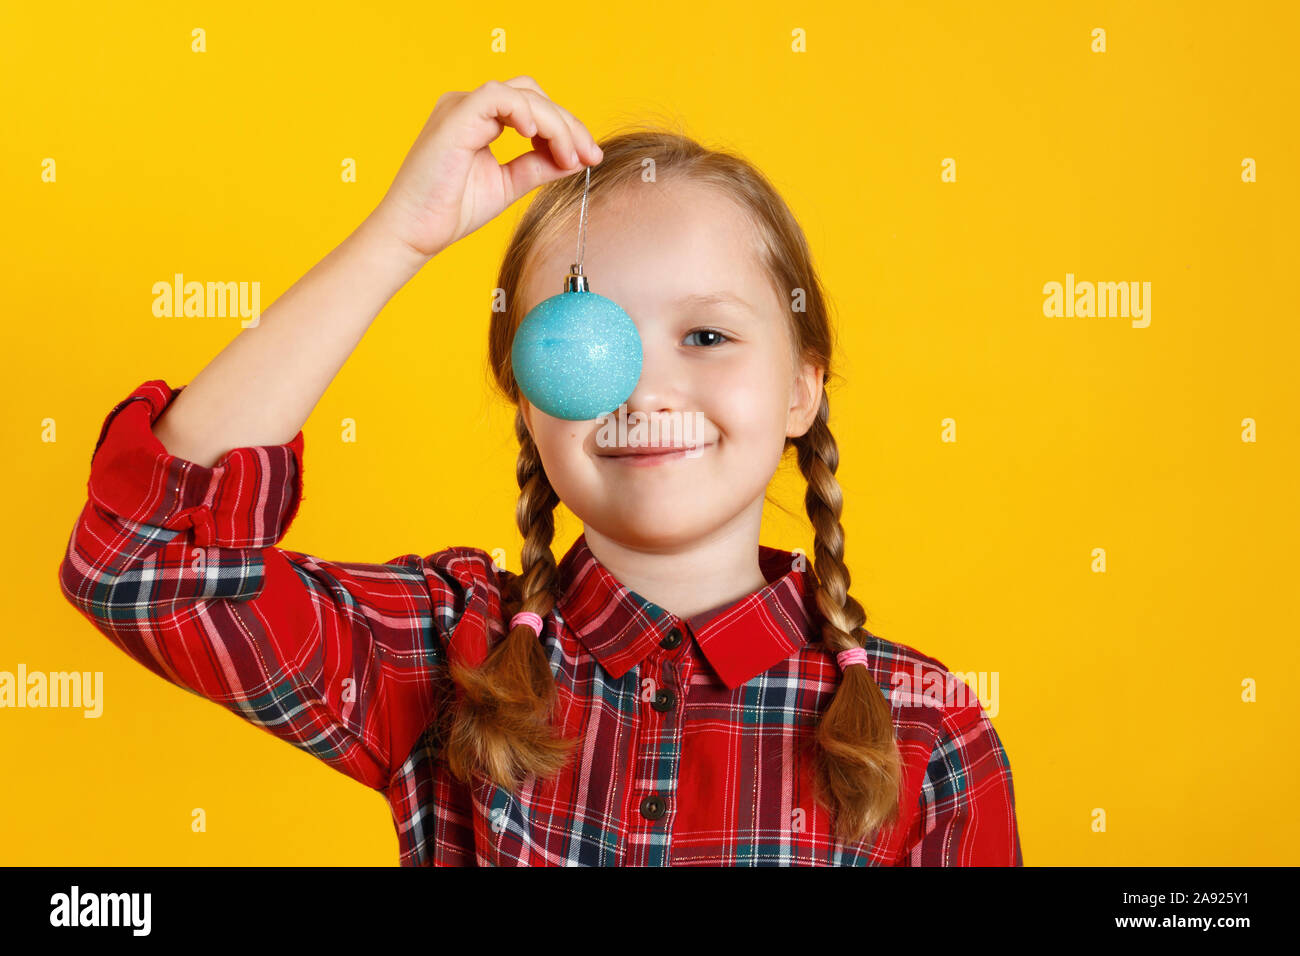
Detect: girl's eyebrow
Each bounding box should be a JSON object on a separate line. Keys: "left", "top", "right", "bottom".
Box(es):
{"left": 673, "top": 291, "right": 754, "bottom": 313}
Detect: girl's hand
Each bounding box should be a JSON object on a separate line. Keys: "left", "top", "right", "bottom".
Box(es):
{"left": 372, "top": 76, "right": 603, "bottom": 262}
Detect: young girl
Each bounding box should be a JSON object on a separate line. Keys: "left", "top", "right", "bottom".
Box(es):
{"left": 59, "top": 76, "right": 1022, "bottom": 866}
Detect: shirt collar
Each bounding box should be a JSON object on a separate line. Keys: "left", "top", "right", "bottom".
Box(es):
{"left": 555, "top": 532, "right": 818, "bottom": 689}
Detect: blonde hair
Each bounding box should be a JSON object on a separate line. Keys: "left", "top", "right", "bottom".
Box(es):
{"left": 438, "top": 124, "right": 902, "bottom": 845}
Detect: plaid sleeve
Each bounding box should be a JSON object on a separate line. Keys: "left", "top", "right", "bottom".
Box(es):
{"left": 57, "top": 379, "right": 454, "bottom": 791}
{"left": 898, "top": 697, "right": 1024, "bottom": 866}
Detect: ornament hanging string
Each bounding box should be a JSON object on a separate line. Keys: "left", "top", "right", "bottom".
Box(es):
{"left": 574, "top": 165, "right": 590, "bottom": 277}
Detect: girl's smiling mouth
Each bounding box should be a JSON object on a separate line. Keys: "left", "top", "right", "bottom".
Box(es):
{"left": 597, "top": 441, "right": 716, "bottom": 466}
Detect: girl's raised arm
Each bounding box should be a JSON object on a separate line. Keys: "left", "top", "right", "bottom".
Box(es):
{"left": 152, "top": 76, "right": 602, "bottom": 467}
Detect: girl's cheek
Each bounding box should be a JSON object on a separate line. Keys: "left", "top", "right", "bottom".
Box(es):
{"left": 708, "top": 359, "right": 763, "bottom": 397}
{"left": 719, "top": 369, "right": 775, "bottom": 413}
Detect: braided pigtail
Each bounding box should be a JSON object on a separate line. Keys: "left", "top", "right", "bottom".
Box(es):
{"left": 441, "top": 410, "right": 578, "bottom": 790}
{"left": 795, "top": 388, "right": 903, "bottom": 845}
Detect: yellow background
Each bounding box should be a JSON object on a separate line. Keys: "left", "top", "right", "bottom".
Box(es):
{"left": 2, "top": 1, "right": 1296, "bottom": 865}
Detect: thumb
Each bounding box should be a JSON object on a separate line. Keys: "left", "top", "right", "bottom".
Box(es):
{"left": 499, "top": 148, "right": 586, "bottom": 205}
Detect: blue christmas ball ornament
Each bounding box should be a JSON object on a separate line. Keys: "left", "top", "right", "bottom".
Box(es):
{"left": 512, "top": 270, "right": 642, "bottom": 421}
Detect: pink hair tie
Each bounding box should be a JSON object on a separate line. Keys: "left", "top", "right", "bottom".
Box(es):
{"left": 836, "top": 646, "right": 869, "bottom": 670}
{"left": 510, "top": 611, "right": 544, "bottom": 638}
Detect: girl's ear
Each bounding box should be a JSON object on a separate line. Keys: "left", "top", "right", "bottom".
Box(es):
{"left": 785, "top": 362, "right": 824, "bottom": 438}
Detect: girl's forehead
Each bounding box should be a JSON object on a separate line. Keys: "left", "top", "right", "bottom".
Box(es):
{"left": 521, "top": 184, "right": 770, "bottom": 316}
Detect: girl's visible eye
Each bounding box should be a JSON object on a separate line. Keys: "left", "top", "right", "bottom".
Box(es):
{"left": 683, "top": 327, "right": 731, "bottom": 348}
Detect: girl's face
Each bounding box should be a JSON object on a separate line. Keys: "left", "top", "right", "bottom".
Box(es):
{"left": 517, "top": 178, "right": 823, "bottom": 551}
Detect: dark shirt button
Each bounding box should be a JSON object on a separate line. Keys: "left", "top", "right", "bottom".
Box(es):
{"left": 659, "top": 628, "right": 683, "bottom": 649}
{"left": 651, "top": 687, "right": 676, "bottom": 712}
{"left": 640, "top": 794, "right": 667, "bottom": 820}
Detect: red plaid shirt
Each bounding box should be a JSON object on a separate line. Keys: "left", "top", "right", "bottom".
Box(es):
{"left": 58, "top": 379, "right": 1024, "bottom": 866}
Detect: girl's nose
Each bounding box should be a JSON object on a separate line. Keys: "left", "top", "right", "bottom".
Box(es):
{"left": 620, "top": 340, "right": 685, "bottom": 417}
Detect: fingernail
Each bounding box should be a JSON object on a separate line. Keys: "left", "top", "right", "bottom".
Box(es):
{"left": 570, "top": 150, "right": 579, "bottom": 167}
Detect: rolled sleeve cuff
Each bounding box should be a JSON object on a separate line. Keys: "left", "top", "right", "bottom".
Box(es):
{"left": 87, "top": 379, "right": 305, "bottom": 548}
